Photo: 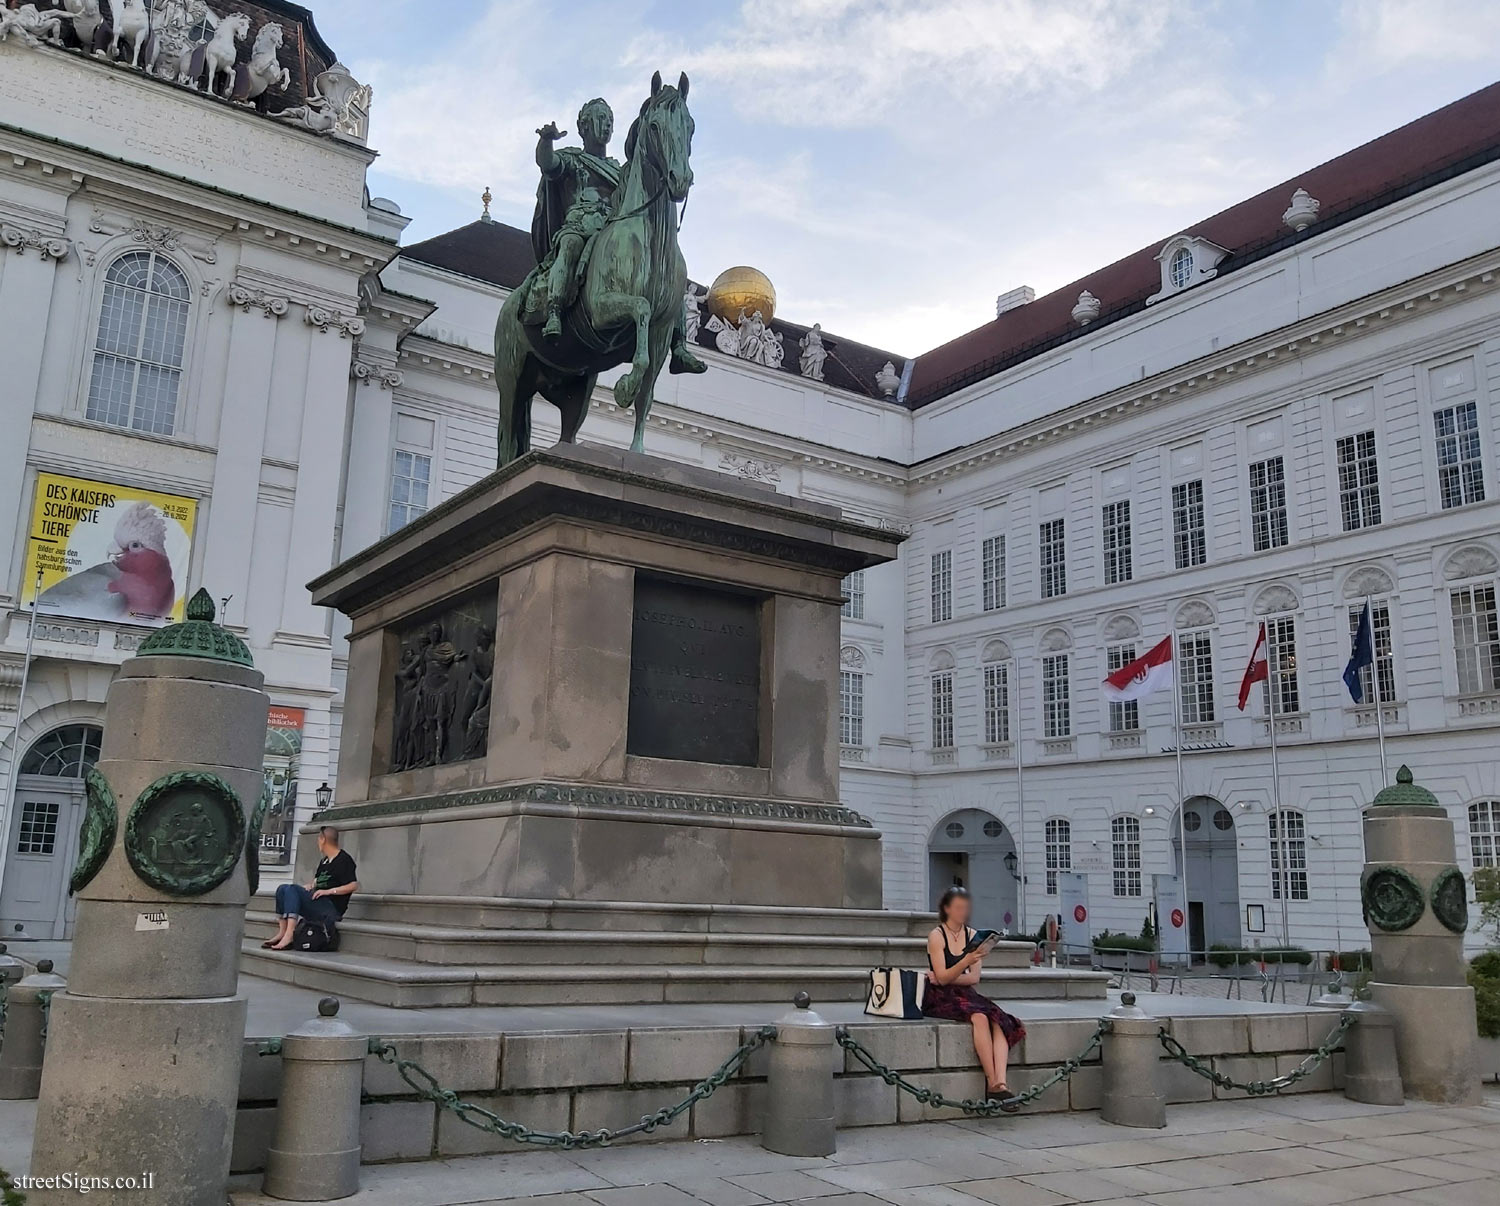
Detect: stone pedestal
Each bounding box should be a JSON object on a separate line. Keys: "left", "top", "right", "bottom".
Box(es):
{"left": 30, "top": 594, "right": 269, "bottom": 1206}
{"left": 302, "top": 446, "right": 901, "bottom": 909}
{"left": 1359, "top": 766, "right": 1481, "bottom": 1105}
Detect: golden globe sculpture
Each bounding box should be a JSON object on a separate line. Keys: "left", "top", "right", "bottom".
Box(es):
{"left": 705, "top": 266, "right": 776, "bottom": 324}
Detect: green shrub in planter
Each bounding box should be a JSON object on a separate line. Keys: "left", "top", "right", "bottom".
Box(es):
{"left": 1325, "top": 950, "right": 1373, "bottom": 972}
{"left": 1469, "top": 950, "right": 1500, "bottom": 981}
{"left": 1092, "top": 930, "right": 1156, "bottom": 954}
{"left": 1207, "top": 943, "right": 1245, "bottom": 968}
{"left": 1257, "top": 946, "right": 1313, "bottom": 966}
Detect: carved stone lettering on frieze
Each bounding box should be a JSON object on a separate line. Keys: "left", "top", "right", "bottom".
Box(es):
{"left": 389, "top": 590, "right": 497, "bottom": 772}
{"left": 627, "top": 576, "right": 761, "bottom": 767}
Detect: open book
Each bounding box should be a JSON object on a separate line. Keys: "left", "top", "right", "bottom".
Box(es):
{"left": 963, "top": 928, "right": 1001, "bottom": 956}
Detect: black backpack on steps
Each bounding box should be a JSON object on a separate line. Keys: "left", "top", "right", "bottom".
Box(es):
{"left": 291, "top": 918, "right": 340, "bottom": 953}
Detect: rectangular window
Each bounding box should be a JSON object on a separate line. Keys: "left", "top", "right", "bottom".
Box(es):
{"left": 1263, "top": 615, "right": 1300, "bottom": 715}
{"left": 982, "top": 662, "right": 1010, "bottom": 744}
{"left": 1041, "top": 652, "right": 1070, "bottom": 738}
{"left": 387, "top": 448, "right": 432, "bottom": 534}
{"left": 1347, "top": 603, "right": 1397, "bottom": 705}
{"left": 931, "top": 672, "right": 954, "bottom": 748}
{"left": 1177, "top": 631, "right": 1215, "bottom": 725}
{"left": 839, "top": 670, "right": 864, "bottom": 746}
{"left": 1451, "top": 584, "right": 1500, "bottom": 695}
{"left": 1249, "top": 456, "right": 1289, "bottom": 551}
{"left": 930, "top": 551, "right": 953, "bottom": 623}
{"left": 1435, "top": 401, "right": 1485, "bottom": 509}
{"left": 1105, "top": 643, "right": 1139, "bottom": 733}
{"left": 1336, "top": 431, "right": 1382, "bottom": 531}
{"left": 1111, "top": 815, "right": 1142, "bottom": 897}
{"left": 1269, "top": 810, "right": 1309, "bottom": 901}
{"left": 1471, "top": 801, "right": 1500, "bottom": 869}
{"left": 981, "top": 535, "right": 1007, "bottom": 611}
{"left": 1045, "top": 818, "right": 1071, "bottom": 895}
{"left": 15, "top": 799, "right": 61, "bottom": 856}
{"left": 1172, "top": 480, "right": 1206, "bottom": 569}
{"left": 841, "top": 570, "right": 865, "bottom": 620}
{"left": 1039, "top": 519, "right": 1067, "bottom": 599}
{"left": 1102, "top": 501, "right": 1133, "bottom": 585}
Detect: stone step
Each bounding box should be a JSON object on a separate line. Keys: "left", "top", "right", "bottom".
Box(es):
{"left": 243, "top": 911, "right": 1035, "bottom": 969}
{"left": 254, "top": 892, "right": 941, "bottom": 938}
{"left": 238, "top": 940, "right": 1108, "bottom": 1009}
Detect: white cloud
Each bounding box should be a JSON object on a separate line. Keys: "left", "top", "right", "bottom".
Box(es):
{"left": 1335, "top": 0, "right": 1500, "bottom": 71}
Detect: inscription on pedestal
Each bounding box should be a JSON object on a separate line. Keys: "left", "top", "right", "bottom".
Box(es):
{"left": 628, "top": 576, "right": 761, "bottom": 766}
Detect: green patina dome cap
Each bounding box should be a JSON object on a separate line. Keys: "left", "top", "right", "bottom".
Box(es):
{"left": 134, "top": 588, "right": 254, "bottom": 667}
{"left": 1370, "top": 764, "right": 1438, "bottom": 807}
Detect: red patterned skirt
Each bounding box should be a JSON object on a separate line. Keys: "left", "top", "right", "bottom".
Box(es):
{"left": 922, "top": 980, "right": 1026, "bottom": 1045}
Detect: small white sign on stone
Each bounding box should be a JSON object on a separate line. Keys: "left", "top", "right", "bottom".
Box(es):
{"left": 135, "top": 910, "right": 169, "bottom": 932}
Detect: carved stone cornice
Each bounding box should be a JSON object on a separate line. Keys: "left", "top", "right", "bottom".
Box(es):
{"left": 226, "top": 282, "right": 290, "bottom": 319}
{"left": 305, "top": 304, "right": 365, "bottom": 338}
{"left": 0, "top": 223, "right": 70, "bottom": 261}
{"left": 87, "top": 211, "right": 218, "bottom": 265}
{"left": 719, "top": 450, "right": 781, "bottom": 483}
{"left": 351, "top": 357, "right": 404, "bottom": 389}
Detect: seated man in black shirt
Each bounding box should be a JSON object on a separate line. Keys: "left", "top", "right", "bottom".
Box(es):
{"left": 264, "top": 826, "right": 358, "bottom": 950}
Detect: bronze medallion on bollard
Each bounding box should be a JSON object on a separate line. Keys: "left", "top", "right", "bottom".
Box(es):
{"left": 1360, "top": 864, "right": 1425, "bottom": 932}
{"left": 1429, "top": 867, "right": 1469, "bottom": 934}
{"left": 69, "top": 766, "right": 119, "bottom": 895}
{"left": 245, "top": 778, "right": 274, "bottom": 895}
{"left": 125, "top": 770, "right": 246, "bottom": 896}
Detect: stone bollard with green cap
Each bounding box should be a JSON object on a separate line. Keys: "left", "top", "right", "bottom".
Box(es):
{"left": 0, "top": 958, "right": 66, "bottom": 1099}
{"left": 1360, "top": 764, "right": 1481, "bottom": 1104}
{"left": 30, "top": 590, "right": 271, "bottom": 1205}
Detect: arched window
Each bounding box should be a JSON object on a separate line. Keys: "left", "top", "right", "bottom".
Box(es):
{"left": 1111, "top": 815, "right": 1141, "bottom": 897}
{"left": 1045, "top": 818, "right": 1071, "bottom": 894}
{"left": 1269, "top": 808, "right": 1308, "bottom": 900}
{"left": 19, "top": 724, "right": 103, "bottom": 778}
{"left": 86, "top": 251, "right": 191, "bottom": 435}
{"left": 1470, "top": 801, "right": 1500, "bottom": 868}
{"left": 1169, "top": 246, "right": 1194, "bottom": 288}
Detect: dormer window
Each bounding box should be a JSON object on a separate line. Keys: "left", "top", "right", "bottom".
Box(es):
{"left": 1148, "top": 235, "right": 1229, "bottom": 304}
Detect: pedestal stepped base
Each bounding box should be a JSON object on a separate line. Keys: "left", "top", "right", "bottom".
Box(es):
{"left": 240, "top": 894, "right": 1109, "bottom": 1007}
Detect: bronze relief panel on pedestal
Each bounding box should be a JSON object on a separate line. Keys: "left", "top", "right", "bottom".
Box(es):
{"left": 389, "top": 591, "right": 497, "bottom": 772}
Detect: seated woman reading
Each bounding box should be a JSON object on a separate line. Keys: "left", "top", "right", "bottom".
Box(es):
{"left": 923, "top": 886, "right": 1026, "bottom": 1108}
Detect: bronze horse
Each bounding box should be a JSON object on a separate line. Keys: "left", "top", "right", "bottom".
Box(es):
{"left": 493, "top": 72, "right": 700, "bottom": 466}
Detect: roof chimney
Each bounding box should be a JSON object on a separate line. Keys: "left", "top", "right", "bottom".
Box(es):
{"left": 995, "top": 286, "right": 1035, "bottom": 318}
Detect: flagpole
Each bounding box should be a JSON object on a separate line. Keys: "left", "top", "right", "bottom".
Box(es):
{"left": 1367, "top": 596, "right": 1389, "bottom": 786}
{"left": 1013, "top": 657, "right": 1027, "bottom": 939}
{"left": 1265, "top": 621, "right": 1291, "bottom": 946}
{"left": 1171, "top": 637, "right": 1189, "bottom": 961}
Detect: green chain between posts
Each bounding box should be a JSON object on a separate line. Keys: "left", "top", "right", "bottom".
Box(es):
{"left": 835, "top": 1019, "right": 1109, "bottom": 1116}
{"left": 363, "top": 1024, "right": 776, "bottom": 1149}
{"left": 36, "top": 990, "right": 52, "bottom": 1045}
{"left": 0, "top": 983, "right": 7, "bottom": 1054}
{"left": 1156, "top": 1012, "right": 1356, "bottom": 1096}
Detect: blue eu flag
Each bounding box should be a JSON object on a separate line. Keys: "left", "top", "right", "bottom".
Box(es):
{"left": 1343, "top": 602, "right": 1375, "bottom": 703}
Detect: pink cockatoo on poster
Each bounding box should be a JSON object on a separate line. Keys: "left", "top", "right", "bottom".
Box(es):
{"left": 105, "top": 502, "right": 177, "bottom": 619}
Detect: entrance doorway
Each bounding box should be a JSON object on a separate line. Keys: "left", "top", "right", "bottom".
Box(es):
{"left": 0, "top": 724, "right": 102, "bottom": 940}
{"left": 1171, "top": 796, "right": 1240, "bottom": 957}
{"left": 927, "top": 809, "right": 1019, "bottom": 933}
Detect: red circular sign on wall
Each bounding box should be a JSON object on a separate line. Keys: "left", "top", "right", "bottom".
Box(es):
{"left": 1170, "top": 908, "right": 1185, "bottom": 928}
{"left": 1073, "top": 905, "right": 1087, "bottom": 923}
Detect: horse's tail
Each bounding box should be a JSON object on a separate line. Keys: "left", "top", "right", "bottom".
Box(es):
{"left": 494, "top": 288, "right": 529, "bottom": 466}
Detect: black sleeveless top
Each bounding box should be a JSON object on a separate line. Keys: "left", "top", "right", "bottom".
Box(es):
{"left": 937, "top": 925, "right": 973, "bottom": 970}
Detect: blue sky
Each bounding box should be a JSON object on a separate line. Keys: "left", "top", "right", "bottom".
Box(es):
{"left": 310, "top": 0, "right": 1500, "bottom": 355}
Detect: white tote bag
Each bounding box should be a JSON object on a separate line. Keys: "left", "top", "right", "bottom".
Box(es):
{"left": 863, "top": 967, "right": 927, "bottom": 1019}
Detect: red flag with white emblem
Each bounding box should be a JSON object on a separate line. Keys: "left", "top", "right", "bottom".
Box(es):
{"left": 1102, "top": 635, "right": 1174, "bottom": 701}
{"left": 1238, "top": 622, "right": 1269, "bottom": 710}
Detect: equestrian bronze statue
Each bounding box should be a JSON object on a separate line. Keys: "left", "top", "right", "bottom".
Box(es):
{"left": 493, "top": 72, "right": 705, "bottom": 466}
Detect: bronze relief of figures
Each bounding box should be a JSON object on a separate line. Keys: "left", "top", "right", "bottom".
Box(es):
{"left": 390, "top": 596, "right": 497, "bottom": 772}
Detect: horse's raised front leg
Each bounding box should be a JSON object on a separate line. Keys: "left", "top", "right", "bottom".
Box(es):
{"left": 590, "top": 290, "right": 652, "bottom": 411}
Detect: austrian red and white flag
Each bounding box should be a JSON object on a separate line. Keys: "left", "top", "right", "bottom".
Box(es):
{"left": 1102, "top": 635, "right": 1174, "bottom": 701}
{"left": 1238, "top": 622, "right": 1270, "bottom": 710}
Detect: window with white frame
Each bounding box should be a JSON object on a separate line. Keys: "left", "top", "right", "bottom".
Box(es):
{"left": 1039, "top": 519, "right": 1066, "bottom": 599}
{"left": 1111, "top": 815, "right": 1142, "bottom": 897}
{"left": 1451, "top": 583, "right": 1500, "bottom": 696}
{"left": 841, "top": 570, "right": 865, "bottom": 619}
{"left": 1346, "top": 603, "right": 1397, "bottom": 704}
{"left": 1470, "top": 800, "right": 1500, "bottom": 868}
{"left": 840, "top": 670, "right": 864, "bottom": 746}
{"left": 982, "top": 661, "right": 1010, "bottom": 744}
{"left": 1168, "top": 247, "right": 1194, "bottom": 289}
{"left": 1178, "top": 631, "right": 1215, "bottom": 724}
{"left": 1336, "top": 431, "right": 1381, "bottom": 531}
{"left": 1045, "top": 817, "right": 1071, "bottom": 894}
{"left": 981, "top": 535, "right": 1006, "bottom": 611}
{"left": 1105, "top": 643, "right": 1139, "bottom": 732}
{"left": 1172, "top": 480, "right": 1206, "bottom": 569}
{"left": 1249, "top": 456, "right": 1289, "bottom": 551}
{"left": 1269, "top": 809, "right": 1309, "bottom": 900}
{"left": 1434, "top": 401, "right": 1485, "bottom": 509}
{"left": 387, "top": 448, "right": 432, "bottom": 534}
{"left": 930, "top": 551, "right": 953, "bottom": 623}
{"left": 1041, "top": 652, "right": 1070, "bottom": 738}
{"left": 1102, "top": 501, "right": 1132, "bottom": 585}
{"left": 931, "top": 671, "right": 954, "bottom": 748}
{"left": 1263, "top": 615, "right": 1300, "bottom": 714}
{"left": 86, "top": 251, "right": 191, "bottom": 435}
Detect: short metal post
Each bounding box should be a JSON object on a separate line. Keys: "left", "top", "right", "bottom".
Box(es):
{"left": 761, "top": 992, "right": 836, "bottom": 1157}
{"left": 1099, "top": 992, "right": 1166, "bottom": 1129}
{"left": 1341, "top": 998, "right": 1403, "bottom": 1106}
{"left": 263, "top": 998, "right": 367, "bottom": 1201}
{"left": 0, "top": 944, "right": 25, "bottom": 991}
{"left": 1312, "top": 980, "right": 1352, "bottom": 1010}
{"left": 0, "top": 958, "right": 66, "bottom": 1099}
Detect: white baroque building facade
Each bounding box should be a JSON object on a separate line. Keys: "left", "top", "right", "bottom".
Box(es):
{"left": 3, "top": 5, "right": 1499, "bottom": 955}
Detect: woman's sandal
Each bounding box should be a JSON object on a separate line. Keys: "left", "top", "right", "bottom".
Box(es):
{"left": 987, "top": 1084, "right": 1022, "bottom": 1113}
{"left": 260, "top": 939, "right": 278, "bottom": 949}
